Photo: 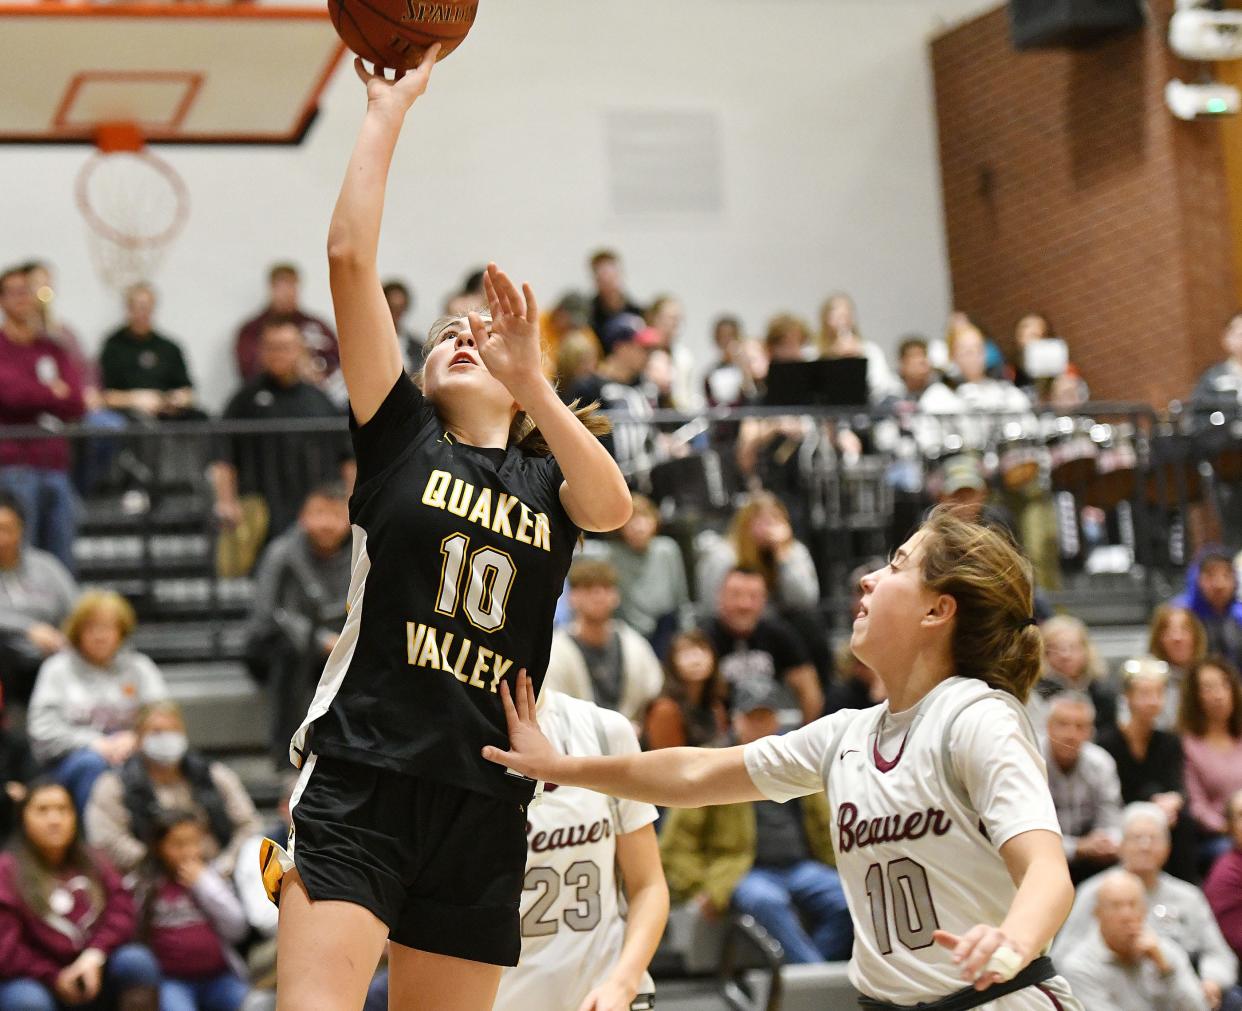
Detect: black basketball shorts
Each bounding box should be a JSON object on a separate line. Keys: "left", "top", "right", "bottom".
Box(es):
{"left": 286, "top": 753, "right": 528, "bottom": 966}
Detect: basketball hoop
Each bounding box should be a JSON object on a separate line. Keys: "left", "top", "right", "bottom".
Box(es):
{"left": 75, "top": 122, "right": 190, "bottom": 292}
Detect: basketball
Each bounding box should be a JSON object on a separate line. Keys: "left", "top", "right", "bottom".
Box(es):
{"left": 328, "top": 0, "right": 477, "bottom": 71}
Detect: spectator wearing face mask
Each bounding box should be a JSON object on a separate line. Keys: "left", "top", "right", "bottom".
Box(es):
{"left": 84, "top": 701, "right": 261, "bottom": 877}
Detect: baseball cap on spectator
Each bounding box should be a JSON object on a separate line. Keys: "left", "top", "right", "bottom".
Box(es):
{"left": 940, "top": 455, "right": 986, "bottom": 496}
{"left": 600, "top": 313, "right": 658, "bottom": 355}
{"left": 732, "top": 680, "right": 786, "bottom": 716}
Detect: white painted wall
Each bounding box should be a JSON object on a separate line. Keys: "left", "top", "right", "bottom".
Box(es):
{"left": 0, "top": 0, "right": 1001, "bottom": 409}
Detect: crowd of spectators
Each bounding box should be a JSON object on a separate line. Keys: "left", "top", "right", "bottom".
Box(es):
{"left": 4, "top": 248, "right": 1242, "bottom": 1007}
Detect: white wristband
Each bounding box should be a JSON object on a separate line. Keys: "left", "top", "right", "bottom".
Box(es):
{"left": 983, "top": 943, "right": 1023, "bottom": 983}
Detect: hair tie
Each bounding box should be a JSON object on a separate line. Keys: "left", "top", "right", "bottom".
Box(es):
{"left": 1020, "top": 616, "right": 1037, "bottom": 629}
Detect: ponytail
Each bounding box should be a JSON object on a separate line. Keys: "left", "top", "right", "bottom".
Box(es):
{"left": 918, "top": 507, "right": 1043, "bottom": 702}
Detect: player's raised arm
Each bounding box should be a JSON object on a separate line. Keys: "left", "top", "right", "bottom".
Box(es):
{"left": 470, "top": 264, "right": 633, "bottom": 532}
{"left": 483, "top": 671, "right": 764, "bottom": 808}
{"left": 326, "top": 47, "right": 439, "bottom": 425}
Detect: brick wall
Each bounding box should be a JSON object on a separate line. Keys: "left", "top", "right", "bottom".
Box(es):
{"left": 931, "top": 1, "right": 1237, "bottom": 407}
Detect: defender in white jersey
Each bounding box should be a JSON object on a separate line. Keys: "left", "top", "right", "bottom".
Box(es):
{"left": 485, "top": 509, "right": 1085, "bottom": 1011}
{"left": 494, "top": 691, "right": 668, "bottom": 1011}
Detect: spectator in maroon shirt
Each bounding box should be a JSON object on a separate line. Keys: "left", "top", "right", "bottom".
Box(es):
{"left": 135, "top": 810, "right": 250, "bottom": 1011}
{"left": 0, "top": 265, "right": 87, "bottom": 572}
{"left": 0, "top": 781, "right": 160, "bottom": 1010}
{"left": 1206, "top": 789, "right": 1242, "bottom": 961}
{"left": 234, "top": 263, "right": 342, "bottom": 405}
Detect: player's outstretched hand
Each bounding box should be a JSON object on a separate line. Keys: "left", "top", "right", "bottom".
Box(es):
{"left": 353, "top": 44, "right": 439, "bottom": 118}
{"left": 933, "top": 926, "right": 1028, "bottom": 992}
{"left": 470, "top": 263, "right": 544, "bottom": 403}
{"left": 482, "top": 669, "right": 565, "bottom": 782}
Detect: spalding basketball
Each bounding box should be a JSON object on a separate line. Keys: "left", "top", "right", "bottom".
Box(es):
{"left": 328, "top": 0, "right": 478, "bottom": 71}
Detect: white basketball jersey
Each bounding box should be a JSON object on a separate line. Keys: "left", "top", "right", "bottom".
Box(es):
{"left": 746, "top": 676, "right": 1067, "bottom": 1006}
{"left": 494, "top": 691, "right": 659, "bottom": 1011}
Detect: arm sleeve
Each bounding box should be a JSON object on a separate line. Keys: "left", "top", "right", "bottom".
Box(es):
{"left": 98, "top": 338, "right": 123, "bottom": 390}
{"left": 743, "top": 713, "right": 853, "bottom": 803}
{"left": 167, "top": 342, "right": 192, "bottom": 390}
{"left": 83, "top": 772, "right": 147, "bottom": 875}
{"left": 27, "top": 656, "right": 99, "bottom": 764}
{"left": 772, "top": 620, "right": 811, "bottom": 675}
{"left": 1091, "top": 747, "right": 1124, "bottom": 841}
{"left": 1205, "top": 857, "right": 1242, "bottom": 958}
{"left": 0, "top": 907, "right": 65, "bottom": 987}
{"left": 349, "top": 372, "right": 434, "bottom": 488}
{"left": 949, "top": 701, "right": 1063, "bottom": 849}
{"left": 775, "top": 541, "right": 820, "bottom": 611}
{"left": 1190, "top": 889, "right": 1238, "bottom": 988}
{"left": 208, "top": 763, "right": 264, "bottom": 878}
{"left": 1060, "top": 961, "right": 1125, "bottom": 1011}
{"left": 694, "top": 544, "right": 733, "bottom": 622}
{"left": 131, "top": 653, "right": 170, "bottom": 704}
{"left": 600, "top": 709, "right": 659, "bottom": 835}
{"left": 188, "top": 867, "right": 249, "bottom": 944}
{"left": 1162, "top": 942, "right": 1212, "bottom": 1011}
{"left": 622, "top": 632, "right": 665, "bottom": 722}
{"left": 0, "top": 607, "right": 36, "bottom": 635}
{"left": 85, "top": 859, "right": 137, "bottom": 953}
{"left": 1183, "top": 745, "right": 1228, "bottom": 834}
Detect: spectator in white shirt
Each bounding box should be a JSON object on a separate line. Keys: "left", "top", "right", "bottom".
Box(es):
{"left": 543, "top": 559, "right": 663, "bottom": 723}
{"left": 1061, "top": 869, "right": 1208, "bottom": 1011}
{"left": 1054, "top": 802, "right": 1236, "bottom": 1009}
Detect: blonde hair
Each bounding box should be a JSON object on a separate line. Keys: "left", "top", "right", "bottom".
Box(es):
{"left": 817, "top": 292, "right": 857, "bottom": 356}
{"left": 918, "top": 507, "right": 1042, "bottom": 702}
{"left": 1041, "top": 614, "right": 1106, "bottom": 683}
{"left": 418, "top": 314, "right": 611, "bottom": 456}
{"left": 63, "top": 590, "right": 137, "bottom": 649}
{"left": 727, "top": 492, "right": 791, "bottom": 592}
{"left": 554, "top": 330, "right": 598, "bottom": 386}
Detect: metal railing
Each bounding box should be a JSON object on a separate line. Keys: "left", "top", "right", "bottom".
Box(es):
{"left": 1, "top": 401, "right": 1229, "bottom": 657}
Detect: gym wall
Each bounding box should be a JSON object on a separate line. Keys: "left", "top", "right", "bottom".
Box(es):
{"left": 2, "top": 0, "right": 994, "bottom": 409}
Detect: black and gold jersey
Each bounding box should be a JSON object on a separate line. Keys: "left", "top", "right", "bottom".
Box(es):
{"left": 291, "top": 373, "right": 580, "bottom": 803}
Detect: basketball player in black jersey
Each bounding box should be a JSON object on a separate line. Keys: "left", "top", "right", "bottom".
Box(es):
{"left": 266, "top": 46, "right": 633, "bottom": 1011}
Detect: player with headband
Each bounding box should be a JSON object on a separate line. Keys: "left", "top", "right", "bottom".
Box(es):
{"left": 264, "top": 46, "right": 633, "bottom": 1011}
{"left": 486, "top": 508, "right": 1085, "bottom": 1010}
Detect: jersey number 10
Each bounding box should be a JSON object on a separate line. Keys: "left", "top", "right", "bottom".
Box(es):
{"left": 436, "top": 533, "right": 517, "bottom": 633}
{"left": 864, "top": 859, "right": 939, "bottom": 954}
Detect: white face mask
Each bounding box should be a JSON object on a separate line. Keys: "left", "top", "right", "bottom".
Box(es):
{"left": 141, "top": 731, "right": 188, "bottom": 766}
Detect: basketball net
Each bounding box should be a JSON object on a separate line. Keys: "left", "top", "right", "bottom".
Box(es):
{"left": 75, "top": 122, "right": 189, "bottom": 292}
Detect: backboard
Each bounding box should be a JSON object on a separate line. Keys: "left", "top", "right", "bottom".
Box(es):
{"left": 0, "top": 4, "right": 347, "bottom": 145}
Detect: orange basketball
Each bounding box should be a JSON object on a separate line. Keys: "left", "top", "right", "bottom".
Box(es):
{"left": 328, "top": 0, "right": 477, "bottom": 71}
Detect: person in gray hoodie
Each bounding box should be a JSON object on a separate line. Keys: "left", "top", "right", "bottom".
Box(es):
{"left": 27, "top": 590, "right": 168, "bottom": 812}
{"left": 242, "top": 483, "right": 351, "bottom": 767}
{"left": 0, "top": 490, "right": 78, "bottom": 705}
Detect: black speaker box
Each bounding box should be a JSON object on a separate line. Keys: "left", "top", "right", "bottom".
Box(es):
{"left": 1008, "top": 0, "right": 1146, "bottom": 50}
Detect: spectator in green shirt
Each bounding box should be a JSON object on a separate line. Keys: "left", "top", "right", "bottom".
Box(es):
{"left": 99, "top": 284, "right": 202, "bottom": 420}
